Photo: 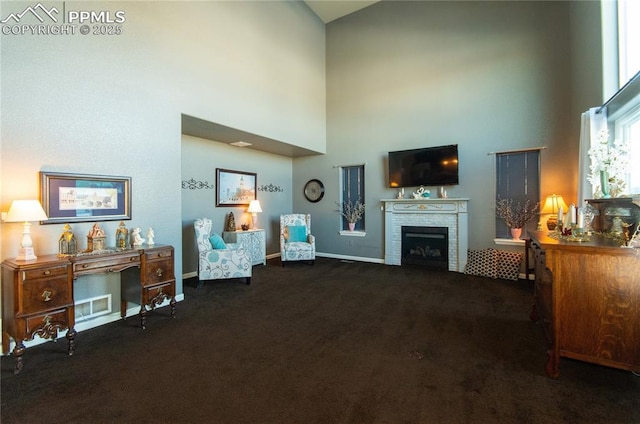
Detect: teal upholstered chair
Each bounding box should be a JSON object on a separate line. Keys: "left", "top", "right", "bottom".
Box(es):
{"left": 280, "top": 214, "right": 315, "bottom": 266}
{"left": 194, "top": 218, "right": 252, "bottom": 288}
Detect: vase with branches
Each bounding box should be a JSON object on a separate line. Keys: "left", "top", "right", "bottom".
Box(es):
{"left": 336, "top": 198, "right": 365, "bottom": 230}
{"left": 495, "top": 197, "right": 539, "bottom": 239}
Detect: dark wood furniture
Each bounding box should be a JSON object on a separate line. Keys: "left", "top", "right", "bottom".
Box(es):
{"left": 122, "top": 245, "right": 176, "bottom": 329}
{"left": 1, "top": 245, "right": 175, "bottom": 374}
{"left": 528, "top": 231, "right": 640, "bottom": 377}
{"left": 1, "top": 255, "right": 76, "bottom": 375}
{"left": 585, "top": 197, "right": 640, "bottom": 234}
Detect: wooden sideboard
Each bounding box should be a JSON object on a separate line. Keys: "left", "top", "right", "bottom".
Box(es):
{"left": 1, "top": 244, "right": 176, "bottom": 374}
{"left": 528, "top": 231, "right": 640, "bottom": 377}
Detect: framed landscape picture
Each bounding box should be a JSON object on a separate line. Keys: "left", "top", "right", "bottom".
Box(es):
{"left": 216, "top": 168, "right": 257, "bottom": 207}
{"left": 40, "top": 171, "right": 131, "bottom": 224}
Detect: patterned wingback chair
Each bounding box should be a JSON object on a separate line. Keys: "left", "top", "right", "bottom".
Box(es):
{"left": 194, "top": 218, "right": 252, "bottom": 288}
{"left": 280, "top": 214, "right": 315, "bottom": 266}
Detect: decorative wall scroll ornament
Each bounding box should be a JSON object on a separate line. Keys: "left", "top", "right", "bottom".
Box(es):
{"left": 258, "top": 183, "right": 284, "bottom": 193}
{"left": 181, "top": 178, "right": 214, "bottom": 190}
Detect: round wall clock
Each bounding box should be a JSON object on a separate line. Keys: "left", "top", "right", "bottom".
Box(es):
{"left": 304, "top": 179, "right": 325, "bottom": 203}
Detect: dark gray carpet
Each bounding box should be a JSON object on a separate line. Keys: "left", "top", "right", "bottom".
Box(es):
{"left": 2, "top": 258, "right": 639, "bottom": 423}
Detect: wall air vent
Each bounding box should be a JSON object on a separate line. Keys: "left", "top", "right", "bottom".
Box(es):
{"left": 75, "top": 294, "right": 112, "bottom": 322}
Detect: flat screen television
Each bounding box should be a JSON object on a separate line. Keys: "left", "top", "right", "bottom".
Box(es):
{"left": 388, "top": 144, "right": 459, "bottom": 188}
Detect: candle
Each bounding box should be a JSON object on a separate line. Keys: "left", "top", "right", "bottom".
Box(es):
{"left": 569, "top": 204, "right": 576, "bottom": 224}
{"left": 564, "top": 210, "right": 572, "bottom": 230}
{"left": 557, "top": 206, "right": 564, "bottom": 224}
{"left": 577, "top": 209, "right": 584, "bottom": 228}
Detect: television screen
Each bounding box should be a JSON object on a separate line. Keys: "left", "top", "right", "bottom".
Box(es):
{"left": 388, "top": 144, "right": 459, "bottom": 188}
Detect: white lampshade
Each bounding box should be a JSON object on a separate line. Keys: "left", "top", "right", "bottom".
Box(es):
{"left": 247, "top": 200, "right": 262, "bottom": 229}
{"left": 5, "top": 200, "right": 48, "bottom": 261}
{"left": 247, "top": 200, "right": 262, "bottom": 214}
{"left": 6, "top": 200, "right": 48, "bottom": 222}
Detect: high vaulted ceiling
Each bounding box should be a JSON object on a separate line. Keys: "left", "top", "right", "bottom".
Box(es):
{"left": 182, "top": 1, "right": 381, "bottom": 156}
{"left": 304, "top": 0, "right": 380, "bottom": 23}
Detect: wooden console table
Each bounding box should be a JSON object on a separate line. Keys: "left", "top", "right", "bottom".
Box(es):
{"left": 528, "top": 231, "right": 640, "bottom": 377}
{"left": 1, "top": 244, "right": 176, "bottom": 374}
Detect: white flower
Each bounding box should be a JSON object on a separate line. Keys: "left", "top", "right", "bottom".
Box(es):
{"left": 587, "top": 129, "right": 629, "bottom": 197}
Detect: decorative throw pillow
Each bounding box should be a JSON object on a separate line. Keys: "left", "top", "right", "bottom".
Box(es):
{"left": 496, "top": 250, "right": 523, "bottom": 281}
{"left": 287, "top": 225, "right": 307, "bottom": 242}
{"left": 464, "top": 248, "right": 498, "bottom": 279}
{"left": 209, "top": 233, "right": 227, "bottom": 250}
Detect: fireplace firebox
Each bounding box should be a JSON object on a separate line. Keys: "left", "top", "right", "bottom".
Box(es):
{"left": 401, "top": 226, "right": 448, "bottom": 269}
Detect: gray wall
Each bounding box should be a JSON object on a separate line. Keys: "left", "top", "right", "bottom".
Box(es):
{"left": 181, "top": 135, "right": 293, "bottom": 275}
{"left": 293, "top": 0, "right": 588, "bottom": 258}
{"left": 0, "top": 1, "right": 325, "bottom": 307}
{"left": 0, "top": 0, "right": 609, "bottom": 302}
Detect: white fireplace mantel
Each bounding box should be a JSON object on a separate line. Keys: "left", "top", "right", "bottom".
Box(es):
{"left": 382, "top": 198, "right": 469, "bottom": 272}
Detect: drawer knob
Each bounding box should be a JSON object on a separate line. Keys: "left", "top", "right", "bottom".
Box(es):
{"left": 42, "top": 290, "right": 52, "bottom": 302}
{"left": 43, "top": 270, "right": 51, "bottom": 276}
{"left": 130, "top": 257, "right": 137, "bottom": 262}
{"left": 156, "top": 268, "right": 163, "bottom": 277}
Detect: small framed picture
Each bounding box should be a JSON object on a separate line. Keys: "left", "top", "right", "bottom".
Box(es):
{"left": 40, "top": 172, "right": 131, "bottom": 224}
{"left": 215, "top": 168, "right": 257, "bottom": 207}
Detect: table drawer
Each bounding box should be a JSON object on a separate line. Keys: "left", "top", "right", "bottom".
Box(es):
{"left": 143, "top": 258, "right": 174, "bottom": 286}
{"left": 145, "top": 248, "right": 173, "bottom": 261}
{"left": 143, "top": 281, "right": 175, "bottom": 301}
{"left": 21, "top": 275, "right": 72, "bottom": 315}
{"left": 74, "top": 254, "right": 140, "bottom": 274}
{"left": 23, "top": 265, "right": 69, "bottom": 281}
{"left": 25, "top": 308, "right": 70, "bottom": 337}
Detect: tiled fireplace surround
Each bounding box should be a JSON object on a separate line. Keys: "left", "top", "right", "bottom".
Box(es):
{"left": 383, "top": 199, "right": 469, "bottom": 272}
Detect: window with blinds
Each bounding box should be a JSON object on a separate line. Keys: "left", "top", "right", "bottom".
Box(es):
{"left": 341, "top": 165, "right": 365, "bottom": 231}
{"left": 495, "top": 150, "right": 541, "bottom": 239}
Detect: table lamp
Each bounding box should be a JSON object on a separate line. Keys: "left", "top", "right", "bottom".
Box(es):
{"left": 247, "top": 200, "right": 262, "bottom": 229}
{"left": 540, "top": 194, "right": 568, "bottom": 230}
{"left": 5, "top": 200, "right": 48, "bottom": 260}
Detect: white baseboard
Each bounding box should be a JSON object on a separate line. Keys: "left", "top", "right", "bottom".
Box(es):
{"left": 315, "top": 252, "right": 384, "bottom": 264}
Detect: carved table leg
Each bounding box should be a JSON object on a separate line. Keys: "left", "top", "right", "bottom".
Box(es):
{"left": 66, "top": 327, "right": 77, "bottom": 356}
{"left": 139, "top": 306, "right": 147, "bottom": 330}
{"left": 530, "top": 302, "right": 539, "bottom": 322}
{"left": 170, "top": 297, "right": 176, "bottom": 318}
{"left": 545, "top": 349, "right": 560, "bottom": 378}
{"left": 13, "top": 341, "right": 25, "bottom": 374}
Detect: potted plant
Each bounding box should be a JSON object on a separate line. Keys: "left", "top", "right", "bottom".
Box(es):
{"left": 495, "top": 197, "right": 539, "bottom": 239}
{"left": 336, "top": 198, "right": 365, "bottom": 231}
